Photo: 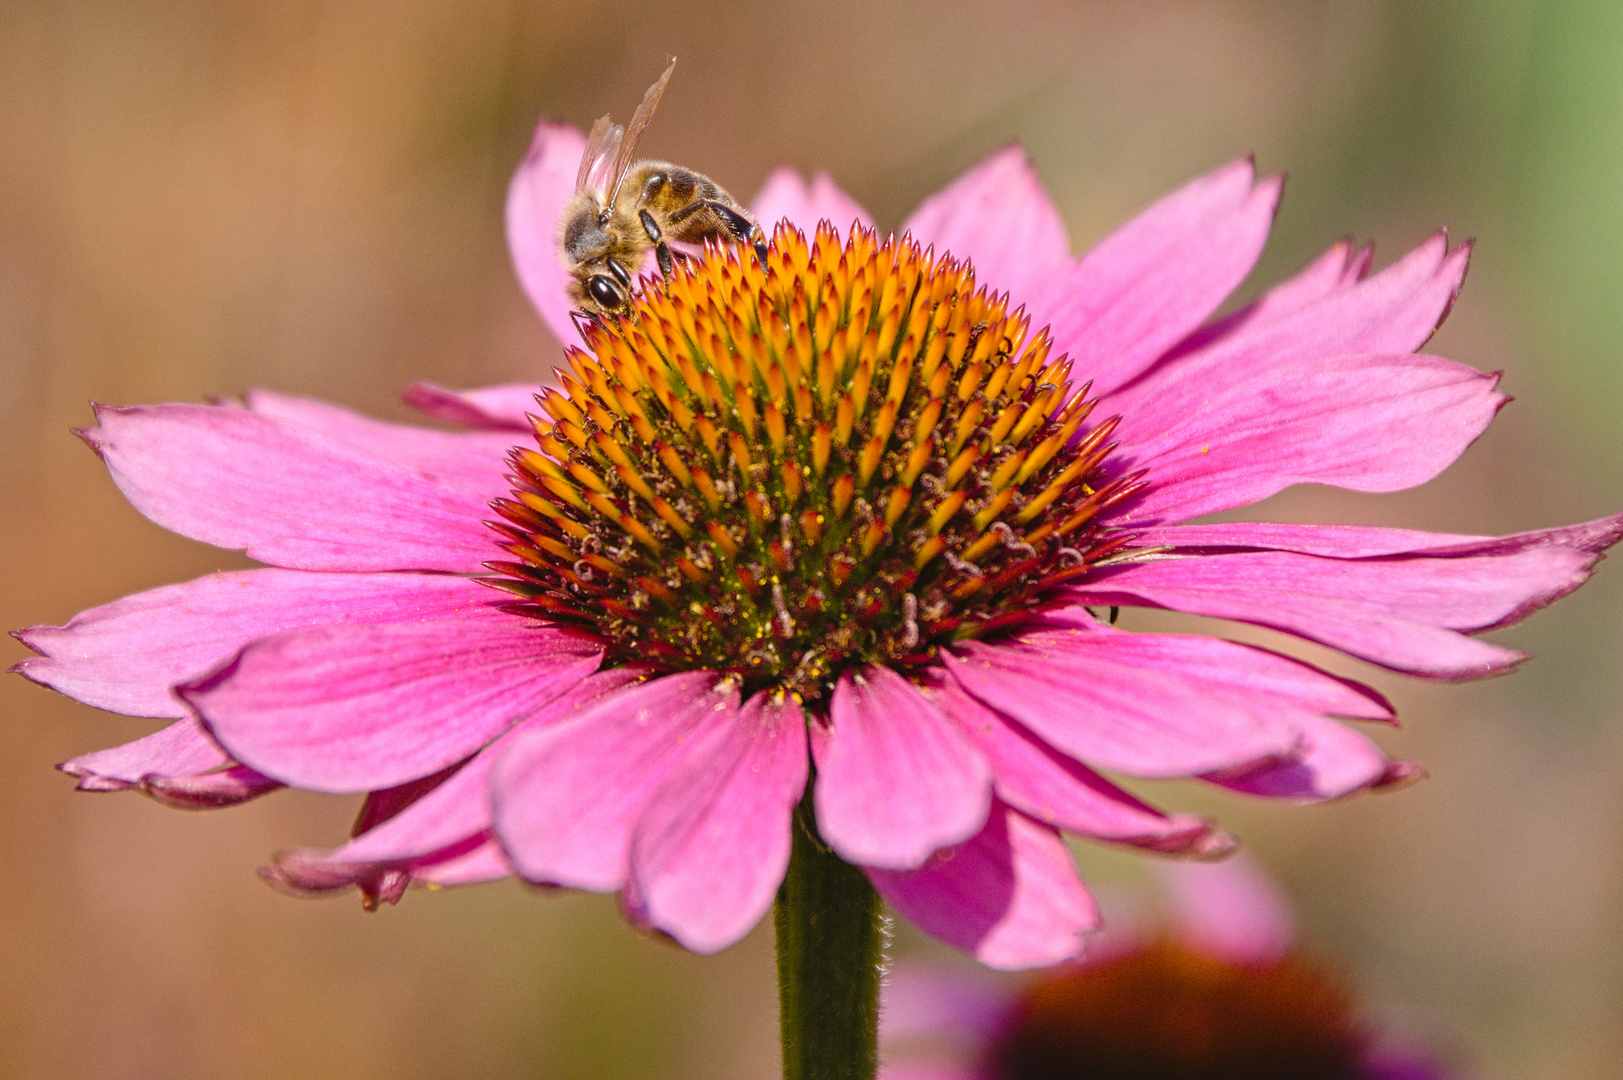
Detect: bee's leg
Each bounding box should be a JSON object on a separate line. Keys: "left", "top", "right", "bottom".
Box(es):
{"left": 638, "top": 209, "right": 676, "bottom": 278}
{"left": 569, "top": 309, "right": 604, "bottom": 339}
{"left": 704, "top": 202, "right": 770, "bottom": 264}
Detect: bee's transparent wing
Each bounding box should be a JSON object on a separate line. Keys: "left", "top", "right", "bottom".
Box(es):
{"left": 577, "top": 115, "right": 625, "bottom": 193}
{"left": 607, "top": 57, "right": 677, "bottom": 205}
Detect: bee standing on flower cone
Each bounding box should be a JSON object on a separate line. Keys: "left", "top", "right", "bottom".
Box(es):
{"left": 559, "top": 59, "right": 768, "bottom": 318}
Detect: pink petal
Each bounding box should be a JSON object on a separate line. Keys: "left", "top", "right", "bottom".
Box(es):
{"left": 242, "top": 389, "right": 519, "bottom": 497}
{"left": 1125, "top": 512, "right": 1623, "bottom": 559}
{"left": 869, "top": 801, "right": 1100, "bottom": 970}
{"left": 1205, "top": 713, "right": 1419, "bottom": 801}
{"left": 1039, "top": 159, "right": 1280, "bottom": 397}
{"left": 185, "top": 610, "right": 602, "bottom": 793}
{"left": 14, "top": 569, "right": 492, "bottom": 718}
{"left": 79, "top": 404, "right": 499, "bottom": 572}
{"left": 880, "top": 965, "right": 1013, "bottom": 1043}
{"left": 54, "top": 712, "right": 284, "bottom": 808}
{"left": 1105, "top": 353, "right": 1506, "bottom": 526}
{"left": 943, "top": 632, "right": 1307, "bottom": 779}
{"left": 901, "top": 145, "right": 1071, "bottom": 312}
{"left": 331, "top": 669, "right": 644, "bottom": 864}
{"left": 506, "top": 121, "right": 589, "bottom": 345}
{"left": 1161, "top": 239, "right": 1371, "bottom": 363}
{"left": 924, "top": 675, "right": 1231, "bottom": 855}
{"left": 1068, "top": 545, "right": 1600, "bottom": 679}
{"left": 1119, "top": 233, "right": 1469, "bottom": 403}
{"left": 814, "top": 665, "right": 992, "bottom": 871}
{"left": 1016, "top": 611, "right": 1395, "bottom": 721}
{"left": 491, "top": 672, "right": 740, "bottom": 892}
{"left": 1151, "top": 852, "right": 1294, "bottom": 966}
{"left": 261, "top": 846, "right": 404, "bottom": 901}
{"left": 57, "top": 718, "right": 227, "bottom": 789}
{"left": 141, "top": 764, "right": 283, "bottom": 809}
{"left": 348, "top": 761, "right": 464, "bottom": 836}
{"left": 413, "top": 839, "right": 510, "bottom": 887}
{"left": 751, "top": 168, "right": 875, "bottom": 237}
{"left": 630, "top": 692, "right": 810, "bottom": 953}
{"left": 401, "top": 380, "right": 541, "bottom": 432}
{"left": 264, "top": 831, "right": 508, "bottom": 903}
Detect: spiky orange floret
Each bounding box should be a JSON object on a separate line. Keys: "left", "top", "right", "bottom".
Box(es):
{"left": 487, "top": 222, "right": 1145, "bottom": 698}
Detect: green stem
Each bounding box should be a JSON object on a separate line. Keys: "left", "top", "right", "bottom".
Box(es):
{"left": 775, "top": 793, "right": 886, "bottom": 1080}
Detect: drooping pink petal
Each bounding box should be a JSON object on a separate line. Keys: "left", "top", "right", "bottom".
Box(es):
{"left": 1152, "top": 853, "right": 1294, "bottom": 966}
{"left": 630, "top": 692, "right": 810, "bottom": 953}
{"left": 1116, "top": 232, "right": 1469, "bottom": 404}
{"left": 401, "top": 380, "right": 541, "bottom": 432}
{"left": 325, "top": 669, "right": 643, "bottom": 865}
{"left": 506, "top": 121, "right": 589, "bottom": 345}
{"left": 1204, "top": 713, "right": 1419, "bottom": 801}
{"left": 57, "top": 718, "right": 228, "bottom": 789}
{"left": 242, "top": 389, "right": 519, "bottom": 497}
{"left": 141, "top": 764, "right": 283, "bottom": 809}
{"left": 924, "top": 674, "right": 1231, "bottom": 856}
{"left": 943, "top": 632, "right": 1306, "bottom": 779}
{"left": 1039, "top": 159, "right": 1280, "bottom": 397}
{"left": 901, "top": 146, "right": 1071, "bottom": 314}
{"left": 185, "top": 610, "right": 602, "bottom": 793}
{"left": 1067, "top": 545, "right": 1600, "bottom": 679}
{"left": 1104, "top": 353, "right": 1506, "bottom": 526}
{"left": 491, "top": 672, "right": 740, "bottom": 892}
{"left": 1124, "top": 512, "right": 1623, "bottom": 559}
{"left": 412, "top": 839, "right": 510, "bottom": 887}
{"left": 751, "top": 168, "right": 875, "bottom": 237}
{"left": 14, "top": 569, "right": 493, "bottom": 718}
{"left": 260, "top": 846, "right": 398, "bottom": 900}
{"left": 813, "top": 665, "right": 991, "bottom": 871}
{"left": 264, "top": 831, "right": 507, "bottom": 901}
{"left": 869, "top": 801, "right": 1099, "bottom": 970}
{"left": 79, "top": 404, "right": 499, "bottom": 572}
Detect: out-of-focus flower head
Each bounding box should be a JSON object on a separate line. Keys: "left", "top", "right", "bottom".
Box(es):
{"left": 13, "top": 112, "right": 1620, "bottom": 966}
{"left": 881, "top": 856, "right": 1462, "bottom": 1079}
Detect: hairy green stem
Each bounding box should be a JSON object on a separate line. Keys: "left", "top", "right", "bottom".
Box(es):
{"left": 775, "top": 794, "right": 886, "bottom": 1080}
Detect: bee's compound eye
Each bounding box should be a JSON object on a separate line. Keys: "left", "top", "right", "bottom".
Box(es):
{"left": 587, "top": 275, "right": 623, "bottom": 310}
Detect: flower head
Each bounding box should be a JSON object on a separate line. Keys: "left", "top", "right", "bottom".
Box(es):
{"left": 493, "top": 223, "right": 1140, "bottom": 698}
{"left": 13, "top": 116, "right": 1621, "bottom": 967}
{"left": 880, "top": 858, "right": 1460, "bottom": 1080}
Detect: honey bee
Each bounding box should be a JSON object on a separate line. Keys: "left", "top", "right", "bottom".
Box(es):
{"left": 560, "top": 58, "right": 769, "bottom": 319}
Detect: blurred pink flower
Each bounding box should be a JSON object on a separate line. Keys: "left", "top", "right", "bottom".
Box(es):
{"left": 14, "top": 116, "right": 1620, "bottom": 967}
{"left": 880, "top": 856, "right": 1463, "bottom": 1079}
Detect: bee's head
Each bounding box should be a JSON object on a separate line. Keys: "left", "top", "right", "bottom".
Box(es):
{"left": 560, "top": 195, "right": 613, "bottom": 264}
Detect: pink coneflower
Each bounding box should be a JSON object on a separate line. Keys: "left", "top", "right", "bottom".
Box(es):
{"left": 14, "top": 120, "right": 1619, "bottom": 1008}
{"left": 880, "top": 857, "right": 1462, "bottom": 1080}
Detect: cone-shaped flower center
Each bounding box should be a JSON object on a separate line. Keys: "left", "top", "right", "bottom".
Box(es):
{"left": 490, "top": 224, "right": 1144, "bottom": 699}
{"left": 988, "top": 942, "right": 1366, "bottom": 1080}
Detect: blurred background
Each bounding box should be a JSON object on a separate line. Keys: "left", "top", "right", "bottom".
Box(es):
{"left": 1, "top": 1, "right": 1620, "bottom": 1077}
